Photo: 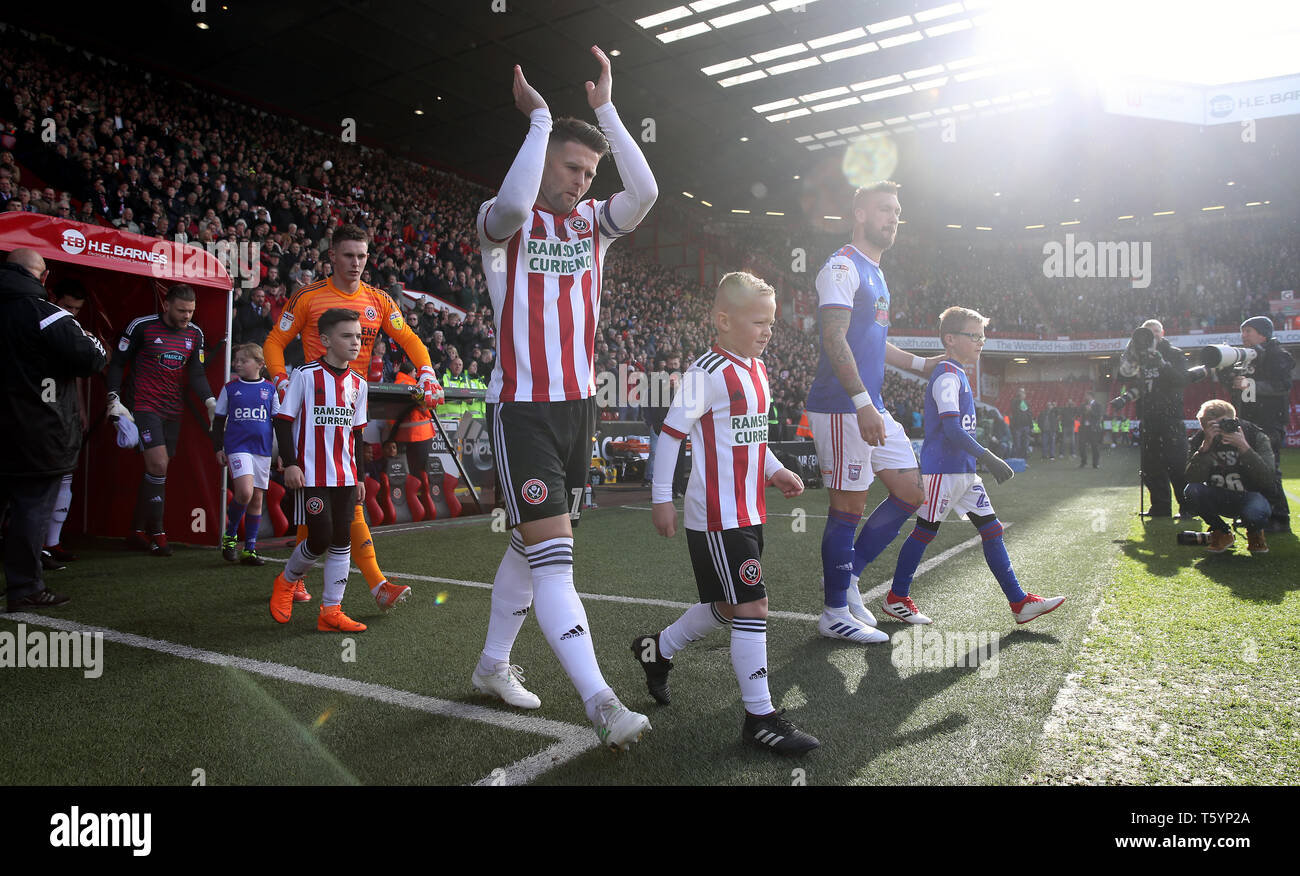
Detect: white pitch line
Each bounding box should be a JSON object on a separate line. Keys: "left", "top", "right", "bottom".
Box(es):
{"left": 618, "top": 505, "right": 830, "bottom": 519}
{"left": 267, "top": 523, "right": 1003, "bottom": 622}
{"left": 261, "top": 557, "right": 822, "bottom": 622}
{"left": 861, "top": 523, "right": 1015, "bottom": 603}
{"left": 4, "top": 613, "right": 597, "bottom": 786}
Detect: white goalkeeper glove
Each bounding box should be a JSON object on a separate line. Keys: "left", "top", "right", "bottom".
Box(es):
{"left": 417, "top": 366, "right": 444, "bottom": 409}
{"left": 107, "top": 392, "right": 133, "bottom": 423}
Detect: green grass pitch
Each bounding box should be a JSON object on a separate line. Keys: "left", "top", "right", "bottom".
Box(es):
{"left": 4, "top": 448, "right": 1296, "bottom": 785}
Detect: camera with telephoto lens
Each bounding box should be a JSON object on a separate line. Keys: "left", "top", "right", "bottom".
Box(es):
{"left": 1110, "top": 387, "right": 1139, "bottom": 410}
{"left": 1198, "top": 345, "right": 1258, "bottom": 371}
{"left": 1177, "top": 531, "right": 1212, "bottom": 546}
{"left": 1129, "top": 325, "right": 1155, "bottom": 353}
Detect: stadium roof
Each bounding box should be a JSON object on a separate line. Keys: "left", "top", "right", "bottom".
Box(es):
{"left": 13, "top": 0, "right": 1299, "bottom": 230}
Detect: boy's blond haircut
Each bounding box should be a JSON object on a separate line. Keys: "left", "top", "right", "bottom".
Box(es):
{"left": 234, "top": 343, "right": 265, "bottom": 365}
{"left": 715, "top": 271, "right": 774, "bottom": 312}
{"left": 1197, "top": 399, "right": 1236, "bottom": 422}
{"left": 938, "top": 306, "right": 988, "bottom": 347}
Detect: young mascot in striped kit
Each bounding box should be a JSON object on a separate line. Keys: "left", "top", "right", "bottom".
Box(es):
{"left": 632, "top": 272, "right": 819, "bottom": 756}
{"left": 885, "top": 306, "right": 1066, "bottom": 625}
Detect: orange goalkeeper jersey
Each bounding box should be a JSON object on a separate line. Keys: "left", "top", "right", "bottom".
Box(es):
{"left": 263, "top": 277, "right": 431, "bottom": 378}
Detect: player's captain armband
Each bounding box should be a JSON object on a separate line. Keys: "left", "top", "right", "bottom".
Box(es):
{"left": 118, "top": 336, "right": 130, "bottom": 352}
{"left": 278, "top": 311, "right": 294, "bottom": 332}
{"left": 389, "top": 310, "right": 405, "bottom": 330}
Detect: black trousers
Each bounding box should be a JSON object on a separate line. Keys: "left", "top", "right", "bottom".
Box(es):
{"left": 1079, "top": 431, "right": 1101, "bottom": 467}
{"left": 1261, "top": 425, "right": 1291, "bottom": 522}
{"left": 1, "top": 475, "right": 61, "bottom": 601}
{"left": 1140, "top": 419, "right": 1189, "bottom": 515}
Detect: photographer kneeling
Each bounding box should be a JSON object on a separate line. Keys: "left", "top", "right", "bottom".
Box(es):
{"left": 1183, "top": 399, "right": 1277, "bottom": 555}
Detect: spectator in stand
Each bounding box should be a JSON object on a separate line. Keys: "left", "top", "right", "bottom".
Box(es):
{"left": 232, "top": 285, "right": 273, "bottom": 347}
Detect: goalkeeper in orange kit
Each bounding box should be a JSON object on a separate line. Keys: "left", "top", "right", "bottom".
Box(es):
{"left": 263, "top": 224, "right": 444, "bottom": 609}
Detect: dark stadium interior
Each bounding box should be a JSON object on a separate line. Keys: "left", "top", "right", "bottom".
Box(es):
{"left": 10, "top": 0, "right": 1298, "bottom": 225}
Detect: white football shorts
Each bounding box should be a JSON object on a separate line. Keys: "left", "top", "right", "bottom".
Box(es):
{"left": 227, "top": 452, "right": 272, "bottom": 490}
{"left": 808, "top": 408, "right": 917, "bottom": 492}
{"left": 917, "top": 472, "right": 995, "bottom": 523}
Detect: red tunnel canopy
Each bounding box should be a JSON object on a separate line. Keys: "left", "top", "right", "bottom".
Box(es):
{"left": 1, "top": 213, "right": 234, "bottom": 546}
{"left": 0, "top": 212, "right": 231, "bottom": 288}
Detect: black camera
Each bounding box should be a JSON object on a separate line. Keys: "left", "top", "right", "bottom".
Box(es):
{"left": 1110, "top": 388, "right": 1139, "bottom": 410}
{"left": 1130, "top": 325, "right": 1155, "bottom": 352}
{"left": 1177, "top": 531, "right": 1211, "bottom": 546}
{"left": 1218, "top": 417, "right": 1240, "bottom": 434}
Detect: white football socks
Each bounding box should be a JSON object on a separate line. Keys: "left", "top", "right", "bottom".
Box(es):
{"left": 284, "top": 541, "right": 317, "bottom": 582}
{"left": 659, "top": 602, "right": 730, "bottom": 660}
{"left": 479, "top": 531, "right": 533, "bottom": 676}
{"left": 844, "top": 574, "right": 867, "bottom": 613}
{"left": 526, "top": 537, "right": 611, "bottom": 710}
{"left": 46, "top": 473, "right": 72, "bottom": 546}
{"left": 731, "top": 616, "right": 774, "bottom": 716}
{"left": 321, "top": 545, "right": 350, "bottom": 607}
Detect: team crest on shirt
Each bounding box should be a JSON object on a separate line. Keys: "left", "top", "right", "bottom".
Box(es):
{"left": 847, "top": 463, "right": 862, "bottom": 481}
{"left": 739, "top": 559, "right": 762, "bottom": 587}
{"left": 522, "top": 478, "right": 548, "bottom": 505}
{"left": 306, "top": 497, "right": 324, "bottom": 516}
{"left": 260, "top": 388, "right": 269, "bottom": 400}
{"left": 874, "top": 295, "right": 890, "bottom": 327}
{"left": 184, "top": 338, "right": 193, "bottom": 349}
{"left": 568, "top": 215, "right": 590, "bottom": 234}
{"left": 364, "top": 305, "right": 377, "bottom": 321}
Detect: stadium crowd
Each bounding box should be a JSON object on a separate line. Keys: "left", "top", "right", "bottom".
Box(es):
{"left": 1, "top": 27, "right": 1294, "bottom": 434}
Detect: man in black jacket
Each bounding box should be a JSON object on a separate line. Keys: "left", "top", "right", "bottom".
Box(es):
{"left": 0, "top": 249, "right": 107, "bottom": 611}
{"left": 1183, "top": 399, "right": 1279, "bottom": 555}
{"left": 231, "top": 286, "right": 273, "bottom": 348}
{"left": 1116, "top": 319, "right": 1191, "bottom": 517}
{"left": 1221, "top": 317, "right": 1294, "bottom": 532}
{"left": 1079, "top": 393, "right": 1103, "bottom": 469}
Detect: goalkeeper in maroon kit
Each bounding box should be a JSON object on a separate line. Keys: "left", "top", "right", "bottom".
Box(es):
{"left": 106, "top": 284, "right": 215, "bottom": 555}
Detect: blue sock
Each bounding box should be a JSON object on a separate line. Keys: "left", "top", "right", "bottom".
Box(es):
{"left": 225, "top": 500, "right": 247, "bottom": 538}
{"left": 891, "top": 525, "right": 936, "bottom": 598}
{"left": 243, "top": 514, "right": 261, "bottom": 550}
{"left": 852, "top": 494, "right": 921, "bottom": 574}
{"left": 977, "top": 518, "right": 1026, "bottom": 602}
{"left": 821, "top": 509, "right": 862, "bottom": 608}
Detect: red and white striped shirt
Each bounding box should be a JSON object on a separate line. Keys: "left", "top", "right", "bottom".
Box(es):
{"left": 661, "top": 346, "right": 781, "bottom": 531}
{"left": 477, "top": 197, "right": 628, "bottom": 403}
{"left": 276, "top": 360, "right": 368, "bottom": 487}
